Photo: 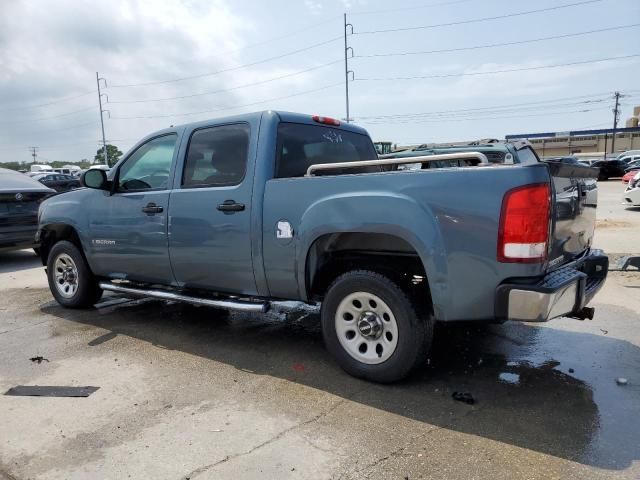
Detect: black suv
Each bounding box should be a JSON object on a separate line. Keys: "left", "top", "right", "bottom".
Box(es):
{"left": 591, "top": 159, "right": 627, "bottom": 180}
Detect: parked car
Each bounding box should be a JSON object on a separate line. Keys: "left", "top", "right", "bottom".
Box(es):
{"left": 381, "top": 141, "right": 524, "bottom": 167}
{"left": 36, "top": 111, "right": 608, "bottom": 383}
{"left": 623, "top": 159, "right": 640, "bottom": 172}
{"left": 623, "top": 171, "right": 640, "bottom": 206}
{"left": 616, "top": 150, "right": 640, "bottom": 161}
{"left": 622, "top": 169, "right": 640, "bottom": 183}
{"left": 541, "top": 156, "right": 582, "bottom": 165}
{"left": 33, "top": 173, "right": 81, "bottom": 192}
{"left": 0, "top": 167, "right": 54, "bottom": 252}
{"left": 29, "top": 164, "right": 53, "bottom": 174}
{"left": 590, "top": 159, "right": 627, "bottom": 180}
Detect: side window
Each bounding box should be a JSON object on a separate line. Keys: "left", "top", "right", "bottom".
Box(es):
{"left": 182, "top": 123, "right": 250, "bottom": 188}
{"left": 118, "top": 134, "right": 177, "bottom": 191}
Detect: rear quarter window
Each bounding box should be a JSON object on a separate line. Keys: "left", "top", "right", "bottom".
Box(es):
{"left": 275, "top": 123, "right": 378, "bottom": 178}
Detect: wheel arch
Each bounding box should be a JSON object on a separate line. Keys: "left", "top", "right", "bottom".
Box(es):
{"left": 303, "top": 231, "right": 436, "bottom": 314}
{"left": 39, "top": 223, "right": 85, "bottom": 266}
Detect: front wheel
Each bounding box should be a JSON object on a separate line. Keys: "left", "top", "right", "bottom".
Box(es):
{"left": 47, "top": 240, "right": 103, "bottom": 308}
{"left": 321, "top": 270, "right": 433, "bottom": 383}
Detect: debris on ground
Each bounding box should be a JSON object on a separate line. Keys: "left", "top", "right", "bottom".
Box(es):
{"left": 292, "top": 363, "right": 305, "bottom": 372}
{"left": 29, "top": 356, "right": 49, "bottom": 364}
{"left": 569, "top": 368, "right": 575, "bottom": 373}
{"left": 5, "top": 386, "right": 99, "bottom": 397}
{"left": 452, "top": 391, "right": 475, "bottom": 405}
{"left": 600, "top": 329, "right": 609, "bottom": 335}
{"left": 616, "top": 377, "right": 628, "bottom": 386}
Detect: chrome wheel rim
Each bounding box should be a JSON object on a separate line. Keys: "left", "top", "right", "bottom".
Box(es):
{"left": 335, "top": 292, "right": 398, "bottom": 365}
{"left": 53, "top": 253, "right": 79, "bottom": 298}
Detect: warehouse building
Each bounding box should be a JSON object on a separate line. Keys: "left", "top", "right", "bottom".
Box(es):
{"left": 506, "top": 106, "right": 640, "bottom": 157}
{"left": 505, "top": 127, "right": 640, "bottom": 157}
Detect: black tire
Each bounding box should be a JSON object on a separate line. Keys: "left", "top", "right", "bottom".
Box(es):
{"left": 321, "top": 270, "right": 434, "bottom": 383}
{"left": 47, "top": 240, "right": 103, "bottom": 308}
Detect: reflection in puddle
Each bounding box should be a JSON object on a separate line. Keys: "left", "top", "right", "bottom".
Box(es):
{"left": 498, "top": 372, "right": 520, "bottom": 384}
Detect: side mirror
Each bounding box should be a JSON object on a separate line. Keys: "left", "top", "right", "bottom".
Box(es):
{"left": 81, "top": 169, "right": 108, "bottom": 190}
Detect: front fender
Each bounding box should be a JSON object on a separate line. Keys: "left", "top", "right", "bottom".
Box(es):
{"left": 297, "top": 191, "right": 450, "bottom": 319}
{"left": 38, "top": 189, "right": 94, "bottom": 263}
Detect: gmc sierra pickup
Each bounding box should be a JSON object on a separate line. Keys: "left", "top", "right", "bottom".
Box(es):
{"left": 37, "top": 111, "right": 608, "bottom": 382}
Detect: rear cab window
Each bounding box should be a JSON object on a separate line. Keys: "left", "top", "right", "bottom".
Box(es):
{"left": 275, "top": 123, "right": 378, "bottom": 178}
{"left": 516, "top": 147, "right": 540, "bottom": 165}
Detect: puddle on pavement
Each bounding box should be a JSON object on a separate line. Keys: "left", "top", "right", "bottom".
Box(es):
{"left": 39, "top": 295, "right": 640, "bottom": 471}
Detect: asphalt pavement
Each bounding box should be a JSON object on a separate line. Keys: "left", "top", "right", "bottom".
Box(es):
{"left": 0, "top": 180, "right": 638, "bottom": 480}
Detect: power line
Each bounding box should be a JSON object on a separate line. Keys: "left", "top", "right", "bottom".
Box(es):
{"left": 356, "top": 24, "right": 640, "bottom": 58}
{"left": 107, "top": 36, "right": 343, "bottom": 88}
{"left": 358, "top": 97, "right": 611, "bottom": 121}
{"left": 357, "top": 91, "right": 618, "bottom": 118}
{"left": 222, "top": 15, "right": 342, "bottom": 54}
{"left": 0, "top": 91, "right": 94, "bottom": 112}
{"left": 356, "top": 53, "right": 640, "bottom": 81}
{"left": 353, "top": 0, "right": 603, "bottom": 34}
{"left": 0, "top": 121, "right": 97, "bottom": 137}
{"left": 29, "top": 146, "right": 39, "bottom": 164}
{"left": 360, "top": 106, "right": 611, "bottom": 125}
{"left": 110, "top": 82, "right": 343, "bottom": 120}
{"left": 106, "top": 59, "right": 342, "bottom": 104}
{"left": 1, "top": 106, "right": 95, "bottom": 125}
{"left": 349, "top": 0, "right": 474, "bottom": 16}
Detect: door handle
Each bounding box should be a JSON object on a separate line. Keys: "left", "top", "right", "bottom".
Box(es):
{"left": 217, "top": 200, "right": 245, "bottom": 213}
{"left": 142, "top": 202, "right": 163, "bottom": 215}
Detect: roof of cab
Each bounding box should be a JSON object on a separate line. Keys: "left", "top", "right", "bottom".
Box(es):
{"left": 172, "top": 111, "right": 370, "bottom": 136}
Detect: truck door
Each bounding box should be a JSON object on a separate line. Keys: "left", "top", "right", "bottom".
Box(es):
{"left": 168, "top": 122, "right": 257, "bottom": 295}
{"left": 88, "top": 134, "right": 178, "bottom": 284}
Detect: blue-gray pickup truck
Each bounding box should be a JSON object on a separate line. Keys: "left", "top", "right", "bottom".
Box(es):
{"left": 37, "top": 111, "right": 608, "bottom": 382}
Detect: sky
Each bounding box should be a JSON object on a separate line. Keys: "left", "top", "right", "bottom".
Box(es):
{"left": 1, "top": 0, "right": 639, "bottom": 163}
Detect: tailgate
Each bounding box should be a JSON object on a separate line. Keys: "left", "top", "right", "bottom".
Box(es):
{"left": 546, "top": 161, "right": 599, "bottom": 270}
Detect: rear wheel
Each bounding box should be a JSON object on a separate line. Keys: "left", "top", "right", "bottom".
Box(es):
{"left": 47, "top": 241, "right": 103, "bottom": 308}
{"left": 321, "top": 270, "right": 433, "bottom": 383}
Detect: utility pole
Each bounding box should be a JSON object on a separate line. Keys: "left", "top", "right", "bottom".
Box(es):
{"left": 96, "top": 72, "right": 109, "bottom": 166}
{"left": 610, "top": 91, "right": 621, "bottom": 154}
{"left": 29, "top": 146, "right": 39, "bottom": 164}
{"left": 344, "top": 14, "right": 353, "bottom": 123}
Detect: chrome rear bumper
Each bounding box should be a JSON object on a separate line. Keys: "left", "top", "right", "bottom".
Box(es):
{"left": 495, "top": 249, "right": 608, "bottom": 322}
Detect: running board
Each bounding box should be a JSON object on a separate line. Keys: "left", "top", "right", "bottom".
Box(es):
{"left": 98, "top": 282, "right": 269, "bottom": 313}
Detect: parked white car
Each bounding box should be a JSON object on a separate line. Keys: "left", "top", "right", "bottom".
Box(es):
{"left": 623, "top": 171, "right": 640, "bottom": 206}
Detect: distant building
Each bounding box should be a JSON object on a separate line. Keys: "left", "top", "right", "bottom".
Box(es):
{"left": 506, "top": 106, "right": 640, "bottom": 157}
{"left": 505, "top": 127, "right": 640, "bottom": 157}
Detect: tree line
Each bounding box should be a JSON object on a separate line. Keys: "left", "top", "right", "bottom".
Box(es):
{"left": 1, "top": 145, "right": 123, "bottom": 171}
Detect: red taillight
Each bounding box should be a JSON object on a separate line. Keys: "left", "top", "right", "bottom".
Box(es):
{"left": 312, "top": 114, "right": 340, "bottom": 126}
{"left": 497, "top": 183, "right": 550, "bottom": 263}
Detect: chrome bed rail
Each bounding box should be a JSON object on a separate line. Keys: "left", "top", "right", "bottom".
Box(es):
{"left": 305, "top": 152, "right": 489, "bottom": 176}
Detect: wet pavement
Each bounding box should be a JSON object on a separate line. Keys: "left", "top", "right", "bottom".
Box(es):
{"left": 0, "top": 180, "right": 639, "bottom": 479}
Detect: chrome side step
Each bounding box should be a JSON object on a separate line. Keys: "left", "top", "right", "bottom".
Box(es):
{"left": 98, "top": 282, "right": 269, "bottom": 313}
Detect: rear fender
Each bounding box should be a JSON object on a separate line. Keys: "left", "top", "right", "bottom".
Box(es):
{"left": 298, "top": 191, "right": 449, "bottom": 319}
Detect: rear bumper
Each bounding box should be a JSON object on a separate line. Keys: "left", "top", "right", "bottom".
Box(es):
{"left": 495, "top": 249, "right": 608, "bottom": 322}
